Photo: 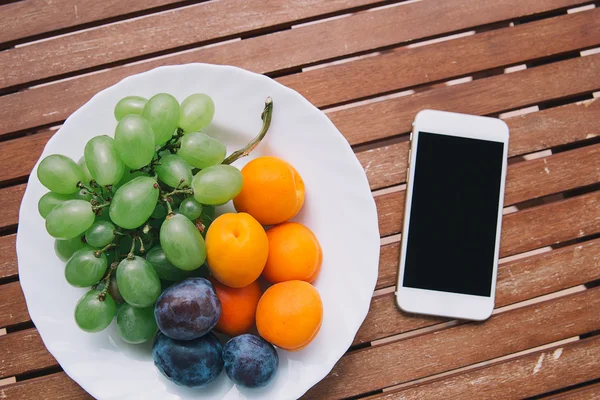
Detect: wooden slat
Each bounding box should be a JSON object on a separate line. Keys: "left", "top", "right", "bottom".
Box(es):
{"left": 330, "top": 54, "right": 600, "bottom": 147}
{"left": 0, "top": 0, "right": 391, "bottom": 90}
{"left": 354, "top": 237, "right": 600, "bottom": 345}
{"left": 376, "top": 242, "right": 400, "bottom": 289}
{"left": 0, "top": 282, "right": 29, "bottom": 328}
{"left": 0, "top": 235, "right": 17, "bottom": 281}
{"left": 0, "top": 372, "right": 90, "bottom": 400}
{"left": 0, "top": 184, "right": 24, "bottom": 230}
{"left": 0, "top": 328, "right": 57, "bottom": 379}
{"left": 304, "top": 287, "right": 600, "bottom": 399}
{"left": 278, "top": 8, "right": 600, "bottom": 108}
{"left": 0, "top": 2, "right": 596, "bottom": 139}
{"left": 370, "top": 336, "right": 600, "bottom": 400}
{"left": 548, "top": 382, "right": 600, "bottom": 400}
{"left": 0, "top": 130, "right": 54, "bottom": 183}
{"left": 0, "top": 0, "right": 188, "bottom": 45}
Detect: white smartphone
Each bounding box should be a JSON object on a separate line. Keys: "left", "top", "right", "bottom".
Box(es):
{"left": 395, "top": 109, "right": 509, "bottom": 321}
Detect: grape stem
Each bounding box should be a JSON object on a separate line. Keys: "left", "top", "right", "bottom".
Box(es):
{"left": 78, "top": 181, "right": 106, "bottom": 201}
{"left": 92, "top": 202, "right": 110, "bottom": 215}
{"left": 98, "top": 262, "right": 118, "bottom": 302}
{"left": 136, "top": 236, "right": 145, "bottom": 254}
{"left": 127, "top": 237, "right": 137, "bottom": 260}
{"left": 222, "top": 97, "right": 273, "bottom": 165}
{"left": 156, "top": 128, "right": 184, "bottom": 158}
{"left": 93, "top": 243, "right": 116, "bottom": 258}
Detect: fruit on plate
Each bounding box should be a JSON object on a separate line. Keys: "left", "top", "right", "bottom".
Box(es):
{"left": 74, "top": 289, "right": 116, "bottom": 333}
{"left": 154, "top": 278, "right": 221, "bottom": 340}
{"left": 263, "top": 222, "right": 323, "bottom": 283}
{"left": 208, "top": 277, "right": 262, "bottom": 336}
{"left": 233, "top": 156, "right": 305, "bottom": 225}
{"left": 65, "top": 245, "right": 108, "bottom": 288}
{"left": 116, "top": 256, "right": 162, "bottom": 308}
{"left": 159, "top": 214, "right": 206, "bottom": 271}
{"left": 35, "top": 92, "right": 329, "bottom": 388}
{"left": 223, "top": 334, "right": 279, "bottom": 388}
{"left": 37, "top": 154, "right": 84, "bottom": 195}
{"left": 205, "top": 213, "right": 268, "bottom": 288}
{"left": 117, "top": 304, "right": 157, "bottom": 344}
{"left": 153, "top": 331, "right": 223, "bottom": 387}
{"left": 256, "top": 280, "right": 323, "bottom": 351}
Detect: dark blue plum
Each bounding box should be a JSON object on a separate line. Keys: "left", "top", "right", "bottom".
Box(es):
{"left": 222, "top": 334, "right": 279, "bottom": 388}
{"left": 152, "top": 331, "right": 223, "bottom": 387}
{"left": 154, "top": 277, "right": 221, "bottom": 340}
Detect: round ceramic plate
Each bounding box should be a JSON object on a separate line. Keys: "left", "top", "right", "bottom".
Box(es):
{"left": 17, "top": 64, "right": 380, "bottom": 400}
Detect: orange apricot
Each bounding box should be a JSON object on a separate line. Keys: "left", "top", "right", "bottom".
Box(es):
{"left": 233, "top": 157, "right": 305, "bottom": 225}
{"left": 205, "top": 213, "right": 268, "bottom": 288}
{"left": 208, "top": 277, "right": 262, "bottom": 337}
{"left": 263, "top": 222, "right": 322, "bottom": 283}
{"left": 256, "top": 280, "right": 323, "bottom": 351}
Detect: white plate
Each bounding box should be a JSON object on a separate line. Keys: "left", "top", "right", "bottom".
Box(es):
{"left": 17, "top": 64, "right": 380, "bottom": 400}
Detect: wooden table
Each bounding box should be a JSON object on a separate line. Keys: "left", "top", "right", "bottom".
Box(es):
{"left": 1, "top": 0, "right": 599, "bottom": 398}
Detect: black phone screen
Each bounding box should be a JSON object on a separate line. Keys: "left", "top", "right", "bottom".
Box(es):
{"left": 402, "top": 131, "right": 505, "bottom": 297}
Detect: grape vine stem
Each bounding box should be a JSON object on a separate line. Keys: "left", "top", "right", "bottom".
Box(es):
{"left": 222, "top": 97, "right": 273, "bottom": 165}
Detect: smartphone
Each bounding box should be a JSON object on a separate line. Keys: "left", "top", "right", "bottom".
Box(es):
{"left": 395, "top": 109, "right": 509, "bottom": 321}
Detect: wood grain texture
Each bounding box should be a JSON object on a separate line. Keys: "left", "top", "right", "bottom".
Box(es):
{"left": 0, "top": 2, "right": 597, "bottom": 139}
{"left": 0, "top": 372, "right": 91, "bottom": 400}
{"left": 278, "top": 8, "right": 600, "bottom": 108}
{"left": 304, "top": 287, "right": 600, "bottom": 399}
{"left": 0, "top": 235, "right": 17, "bottom": 280}
{"left": 354, "top": 237, "right": 600, "bottom": 345}
{"left": 0, "top": 0, "right": 387, "bottom": 90}
{"left": 376, "top": 242, "right": 400, "bottom": 289}
{"left": 0, "top": 0, "right": 188, "bottom": 45}
{"left": 0, "top": 328, "right": 57, "bottom": 379}
{"left": 0, "top": 282, "right": 29, "bottom": 328}
{"left": 0, "top": 184, "right": 24, "bottom": 229}
{"left": 330, "top": 54, "right": 600, "bottom": 147}
{"left": 370, "top": 336, "right": 600, "bottom": 400}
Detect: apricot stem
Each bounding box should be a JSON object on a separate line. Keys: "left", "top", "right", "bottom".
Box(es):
{"left": 223, "top": 97, "right": 273, "bottom": 165}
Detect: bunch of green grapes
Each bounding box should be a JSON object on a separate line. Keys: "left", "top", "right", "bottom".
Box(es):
{"left": 37, "top": 93, "right": 273, "bottom": 343}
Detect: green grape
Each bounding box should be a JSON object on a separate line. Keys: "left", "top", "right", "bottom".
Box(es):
{"left": 116, "top": 256, "right": 161, "bottom": 307}
{"left": 114, "top": 114, "right": 156, "bottom": 169}
{"left": 85, "top": 220, "right": 116, "bottom": 248}
{"left": 65, "top": 245, "right": 108, "bottom": 287}
{"left": 178, "top": 197, "right": 203, "bottom": 220}
{"left": 178, "top": 132, "right": 226, "bottom": 169}
{"left": 155, "top": 154, "right": 192, "bottom": 188}
{"left": 160, "top": 214, "right": 206, "bottom": 271}
{"left": 46, "top": 200, "right": 95, "bottom": 239}
{"left": 179, "top": 93, "right": 215, "bottom": 133}
{"left": 151, "top": 202, "right": 167, "bottom": 219}
{"left": 84, "top": 135, "right": 125, "bottom": 186}
{"left": 55, "top": 236, "right": 87, "bottom": 261}
{"left": 114, "top": 96, "right": 147, "bottom": 121}
{"left": 141, "top": 93, "right": 179, "bottom": 145}
{"left": 191, "top": 164, "right": 243, "bottom": 205}
{"left": 37, "top": 154, "right": 83, "bottom": 194}
{"left": 77, "top": 157, "right": 93, "bottom": 183}
{"left": 116, "top": 304, "right": 157, "bottom": 344}
{"left": 146, "top": 245, "right": 192, "bottom": 281}
{"left": 75, "top": 289, "right": 116, "bottom": 333}
{"left": 38, "top": 192, "right": 72, "bottom": 218}
{"left": 109, "top": 176, "right": 159, "bottom": 229}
